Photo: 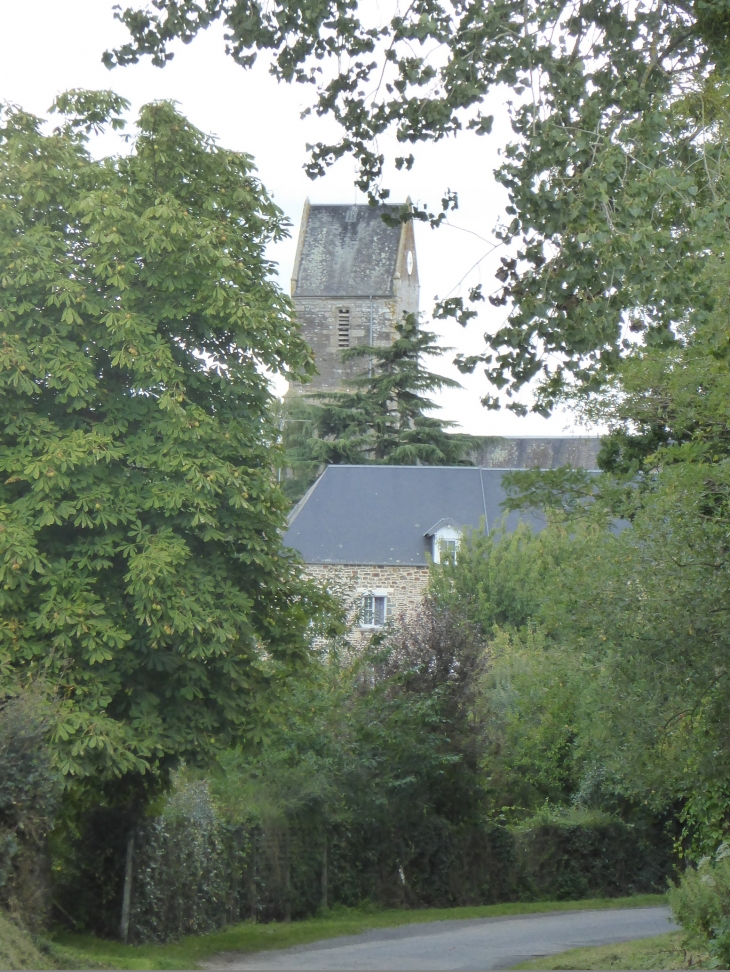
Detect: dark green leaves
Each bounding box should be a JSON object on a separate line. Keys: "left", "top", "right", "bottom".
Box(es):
{"left": 282, "top": 313, "right": 474, "bottom": 498}
{"left": 0, "top": 93, "right": 328, "bottom": 787}
{"left": 106, "top": 0, "right": 730, "bottom": 407}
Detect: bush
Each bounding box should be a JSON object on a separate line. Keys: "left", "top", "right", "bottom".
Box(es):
{"left": 130, "top": 781, "right": 251, "bottom": 942}
{"left": 322, "top": 818, "right": 519, "bottom": 911}
{"left": 669, "top": 845, "right": 730, "bottom": 969}
{"left": 0, "top": 910, "right": 52, "bottom": 970}
{"left": 514, "top": 810, "right": 674, "bottom": 901}
{"left": 53, "top": 778, "right": 252, "bottom": 942}
{"left": 117, "top": 801, "right": 672, "bottom": 943}
{"left": 129, "top": 793, "right": 519, "bottom": 937}
{"left": 0, "top": 692, "right": 60, "bottom": 931}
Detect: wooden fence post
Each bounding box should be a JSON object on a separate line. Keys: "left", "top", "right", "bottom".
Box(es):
{"left": 119, "top": 832, "right": 134, "bottom": 943}
{"left": 321, "top": 835, "right": 328, "bottom": 912}
{"left": 283, "top": 830, "right": 291, "bottom": 923}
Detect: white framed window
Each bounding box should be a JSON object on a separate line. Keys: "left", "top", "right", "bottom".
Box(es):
{"left": 337, "top": 307, "right": 351, "bottom": 348}
{"left": 429, "top": 524, "right": 461, "bottom": 564}
{"left": 360, "top": 592, "right": 387, "bottom": 628}
{"left": 437, "top": 538, "right": 458, "bottom": 564}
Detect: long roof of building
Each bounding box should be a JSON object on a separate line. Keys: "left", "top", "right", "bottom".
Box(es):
{"left": 292, "top": 204, "right": 404, "bottom": 298}
{"left": 284, "top": 465, "right": 546, "bottom": 566}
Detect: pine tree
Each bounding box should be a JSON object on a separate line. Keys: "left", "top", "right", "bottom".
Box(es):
{"left": 281, "top": 315, "right": 474, "bottom": 499}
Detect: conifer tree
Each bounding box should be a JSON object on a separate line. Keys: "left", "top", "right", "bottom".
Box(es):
{"left": 282, "top": 315, "right": 474, "bottom": 498}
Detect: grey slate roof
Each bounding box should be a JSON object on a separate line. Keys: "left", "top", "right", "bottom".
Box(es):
{"left": 293, "top": 205, "right": 403, "bottom": 298}
{"left": 284, "top": 466, "right": 546, "bottom": 566}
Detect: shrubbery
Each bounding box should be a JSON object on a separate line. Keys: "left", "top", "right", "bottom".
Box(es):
{"left": 44, "top": 525, "right": 679, "bottom": 941}
{"left": 514, "top": 810, "right": 673, "bottom": 902}
{"left": 0, "top": 692, "right": 60, "bottom": 931}
{"left": 97, "top": 784, "right": 670, "bottom": 943}
{"left": 669, "top": 846, "right": 730, "bottom": 968}
{"left": 67, "top": 586, "right": 675, "bottom": 947}
{"left": 130, "top": 781, "right": 250, "bottom": 942}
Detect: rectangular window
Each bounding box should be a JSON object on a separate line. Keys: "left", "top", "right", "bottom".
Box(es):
{"left": 439, "top": 539, "right": 458, "bottom": 564}
{"left": 338, "top": 307, "right": 351, "bottom": 348}
{"left": 361, "top": 594, "right": 387, "bottom": 628}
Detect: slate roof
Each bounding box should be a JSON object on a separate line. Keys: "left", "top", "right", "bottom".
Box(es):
{"left": 284, "top": 466, "right": 546, "bottom": 566}
{"left": 293, "top": 205, "right": 403, "bottom": 298}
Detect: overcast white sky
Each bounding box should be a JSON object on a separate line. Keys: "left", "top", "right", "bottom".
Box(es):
{"left": 0, "top": 0, "right": 597, "bottom": 437}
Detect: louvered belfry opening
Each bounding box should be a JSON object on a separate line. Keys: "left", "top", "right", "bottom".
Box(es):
{"left": 337, "top": 307, "right": 351, "bottom": 348}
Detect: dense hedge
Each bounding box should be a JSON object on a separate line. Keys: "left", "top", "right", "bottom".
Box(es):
{"left": 513, "top": 814, "right": 675, "bottom": 901}
{"left": 0, "top": 694, "right": 59, "bottom": 932}
{"left": 54, "top": 785, "right": 674, "bottom": 942}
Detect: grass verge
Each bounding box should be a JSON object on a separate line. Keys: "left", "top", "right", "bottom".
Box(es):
{"left": 512, "top": 931, "right": 708, "bottom": 970}
{"left": 51, "top": 894, "right": 667, "bottom": 970}
{"left": 0, "top": 911, "right": 54, "bottom": 970}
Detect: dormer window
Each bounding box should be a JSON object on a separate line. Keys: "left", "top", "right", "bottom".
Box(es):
{"left": 424, "top": 518, "right": 461, "bottom": 564}
{"left": 437, "top": 538, "right": 458, "bottom": 564}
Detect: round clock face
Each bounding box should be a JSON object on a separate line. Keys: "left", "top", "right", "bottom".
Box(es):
{"left": 406, "top": 250, "right": 414, "bottom": 275}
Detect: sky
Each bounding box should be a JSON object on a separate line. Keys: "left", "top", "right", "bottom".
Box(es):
{"left": 0, "top": 0, "right": 598, "bottom": 437}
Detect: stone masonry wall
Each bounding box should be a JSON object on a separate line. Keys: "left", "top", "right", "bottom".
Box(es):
{"left": 468, "top": 437, "right": 601, "bottom": 470}
{"left": 290, "top": 296, "right": 398, "bottom": 394}
{"left": 289, "top": 204, "right": 419, "bottom": 396}
{"left": 306, "top": 563, "right": 430, "bottom": 643}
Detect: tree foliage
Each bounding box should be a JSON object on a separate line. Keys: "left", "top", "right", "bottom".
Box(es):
{"left": 0, "top": 91, "right": 330, "bottom": 794}
{"left": 282, "top": 314, "right": 474, "bottom": 498}
{"left": 500, "top": 329, "right": 730, "bottom": 856}
{"left": 107, "top": 0, "right": 730, "bottom": 409}
{"left": 0, "top": 691, "right": 60, "bottom": 929}
{"left": 429, "top": 525, "right": 589, "bottom": 817}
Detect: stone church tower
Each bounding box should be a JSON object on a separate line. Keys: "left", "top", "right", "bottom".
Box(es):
{"left": 290, "top": 201, "right": 419, "bottom": 394}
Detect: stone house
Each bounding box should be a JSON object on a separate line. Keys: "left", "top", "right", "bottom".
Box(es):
{"left": 283, "top": 464, "right": 546, "bottom": 640}
{"left": 284, "top": 199, "right": 603, "bottom": 637}
{"left": 289, "top": 201, "right": 419, "bottom": 394}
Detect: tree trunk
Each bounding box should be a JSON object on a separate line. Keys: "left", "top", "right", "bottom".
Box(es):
{"left": 283, "top": 831, "right": 291, "bottom": 923}
{"left": 119, "top": 832, "right": 134, "bottom": 943}
{"left": 249, "top": 836, "right": 258, "bottom": 921}
{"left": 321, "top": 835, "right": 328, "bottom": 912}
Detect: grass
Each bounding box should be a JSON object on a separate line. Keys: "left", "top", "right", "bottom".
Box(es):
{"left": 50, "top": 894, "right": 668, "bottom": 970}
{"left": 512, "top": 931, "right": 709, "bottom": 969}
{"left": 0, "top": 911, "right": 55, "bottom": 971}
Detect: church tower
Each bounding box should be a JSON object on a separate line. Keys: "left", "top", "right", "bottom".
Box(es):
{"left": 290, "top": 201, "right": 419, "bottom": 394}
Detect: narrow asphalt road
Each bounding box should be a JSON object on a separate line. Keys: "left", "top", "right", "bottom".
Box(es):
{"left": 207, "top": 905, "right": 677, "bottom": 971}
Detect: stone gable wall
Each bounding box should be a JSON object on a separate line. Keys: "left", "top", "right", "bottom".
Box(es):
{"left": 306, "top": 563, "right": 429, "bottom": 642}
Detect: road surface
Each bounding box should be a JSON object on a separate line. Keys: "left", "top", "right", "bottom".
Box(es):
{"left": 207, "top": 905, "right": 676, "bottom": 970}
